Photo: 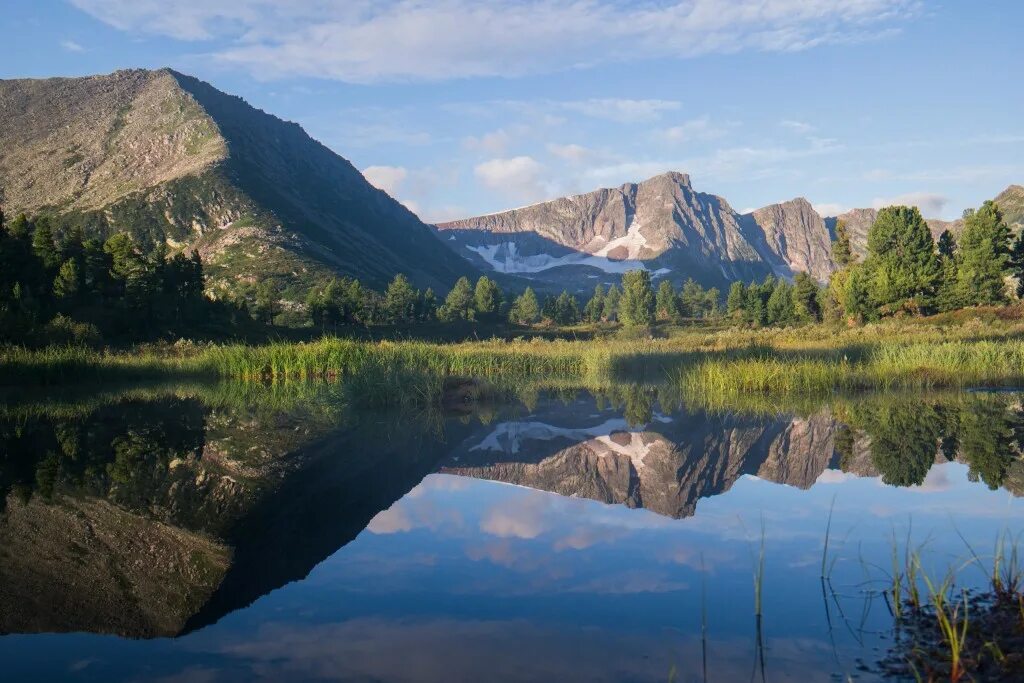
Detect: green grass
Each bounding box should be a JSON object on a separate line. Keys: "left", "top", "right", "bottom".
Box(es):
{"left": 7, "top": 314, "right": 1024, "bottom": 402}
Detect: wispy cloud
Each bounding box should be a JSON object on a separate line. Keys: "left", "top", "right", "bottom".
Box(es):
{"left": 871, "top": 191, "right": 949, "bottom": 216}
{"left": 474, "top": 156, "right": 548, "bottom": 203}
{"left": 70, "top": 0, "right": 920, "bottom": 83}
{"left": 60, "top": 39, "right": 85, "bottom": 52}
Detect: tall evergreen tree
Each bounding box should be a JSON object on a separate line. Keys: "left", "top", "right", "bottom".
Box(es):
{"left": 619, "top": 270, "right": 655, "bottom": 327}
{"left": 508, "top": 287, "right": 540, "bottom": 325}
{"left": 473, "top": 275, "right": 503, "bottom": 320}
{"left": 655, "top": 280, "right": 679, "bottom": 320}
{"left": 602, "top": 285, "right": 621, "bottom": 322}
{"left": 862, "top": 206, "right": 940, "bottom": 315}
{"left": 384, "top": 273, "right": 418, "bottom": 323}
{"left": 438, "top": 276, "right": 475, "bottom": 321}
{"left": 726, "top": 281, "right": 747, "bottom": 320}
{"left": 954, "top": 201, "right": 1011, "bottom": 306}
{"left": 831, "top": 218, "right": 853, "bottom": 267}
{"left": 766, "top": 280, "right": 795, "bottom": 325}
{"left": 31, "top": 216, "right": 62, "bottom": 273}
{"left": 793, "top": 272, "right": 821, "bottom": 322}
{"left": 583, "top": 284, "right": 605, "bottom": 322}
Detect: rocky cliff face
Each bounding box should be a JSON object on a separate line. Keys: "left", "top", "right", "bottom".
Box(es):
{"left": 0, "top": 69, "right": 476, "bottom": 301}
{"left": 440, "top": 409, "right": 840, "bottom": 519}
{"left": 439, "top": 172, "right": 1021, "bottom": 290}
{"left": 743, "top": 198, "right": 836, "bottom": 281}
{"left": 439, "top": 173, "right": 784, "bottom": 291}
{"left": 438, "top": 173, "right": 835, "bottom": 290}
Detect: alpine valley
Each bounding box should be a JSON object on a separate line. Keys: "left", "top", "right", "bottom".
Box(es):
{"left": 2, "top": 68, "right": 1022, "bottom": 303}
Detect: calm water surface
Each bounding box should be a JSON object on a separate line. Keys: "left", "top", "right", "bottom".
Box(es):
{"left": 1, "top": 383, "right": 1022, "bottom": 682}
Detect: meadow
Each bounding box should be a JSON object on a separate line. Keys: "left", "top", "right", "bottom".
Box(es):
{"left": 5, "top": 307, "right": 1024, "bottom": 405}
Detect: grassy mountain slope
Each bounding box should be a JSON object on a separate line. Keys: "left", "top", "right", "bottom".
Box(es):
{"left": 0, "top": 69, "right": 476, "bottom": 306}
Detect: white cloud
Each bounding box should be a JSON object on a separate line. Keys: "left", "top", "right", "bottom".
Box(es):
{"left": 780, "top": 119, "right": 814, "bottom": 133}
{"left": 70, "top": 0, "right": 919, "bottom": 83}
{"left": 547, "top": 143, "right": 596, "bottom": 165}
{"left": 871, "top": 191, "right": 948, "bottom": 216}
{"left": 663, "top": 116, "right": 726, "bottom": 143}
{"left": 474, "top": 156, "right": 547, "bottom": 202}
{"left": 561, "top": 99, "right": 681, "bottom": 123}
{"left": 812, "top": 202, "right": 849, "bottom": 217}
{"left": 60, "top": 39, "right": 85, "bottom": 52}
{"left": 362, "top": 165, "right": 408, "bottom": 196}
{"left": 463, "top": 129, "right": 513, "bottom": 155}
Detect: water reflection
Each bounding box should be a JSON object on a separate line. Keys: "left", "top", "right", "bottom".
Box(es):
{"left": 0, "top": 383, "right": 1022, "bottom": 681}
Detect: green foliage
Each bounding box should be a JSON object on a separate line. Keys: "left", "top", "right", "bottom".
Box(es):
{"left": 793, "top": 272, "right": 821, "bottom": 322}
{"left": 954, "top": 201, "right": 1011, "bottom": 307}
{"left": 862, "top": 206, "right": 941, "bottom": 315}
{"left": 619, "top": 270, "right": 655, "bottom": 328}
{"left": 727, "top": 281, "right": 747, "bottom": 319}
{"left": 473, "top": 276, "right": 503, "bottom": 321}
{"left": 0, "top": 213, "right": 235, "bottom": 345}
{"left": 602, "top": 284, "right": 621, "bottom": 322}
{"left": 508, "top": 287, "right": 541, "bottom": 325}
{"left": 553, "top": 290, "right": 581, "bottom": 325}
{"left": 507, "top": 284, "right": 540, "bottom": 325}
{"left": 655, "top": 280, "right": 680, "bottom": 321}
{"left": 583, "top": 284, "right": 605, "bottom": 323}
{"left": 384, "top": 274, "right": 418, "bottom": 323}
{"left": 766, "top": 280, "right": 796, "bottom": 324}
{"left": 438, "top": 276, "right": 475, "bottom": 322}
{"left": 832, "top": 218, "right": 853, "bottom": 267}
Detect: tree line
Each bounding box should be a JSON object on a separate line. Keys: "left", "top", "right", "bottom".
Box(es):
{"left": 722, "top": 200, "right": 1021, "bottom": 325}
{"left": 0, "top": 210, "right": 251, "bottom": 345}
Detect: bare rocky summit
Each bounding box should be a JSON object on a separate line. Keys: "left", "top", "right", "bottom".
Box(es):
{"left": 0, "top": 68, "right": 476, "bottom": 302}
{"left": 438, "top": 173, "right": 1021, "bottom": 290}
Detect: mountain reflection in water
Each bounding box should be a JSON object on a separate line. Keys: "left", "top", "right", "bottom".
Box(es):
{"left": 0, "top": 382, "right": 1022, "bottom": 682}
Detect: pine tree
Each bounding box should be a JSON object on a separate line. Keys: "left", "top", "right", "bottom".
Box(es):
{"left": 554, "top": 290, "right": 579, "bottom": 325}
{"left": 419, "top": 288, "right": 438, "bottom": 321}
{"left": 655, "top": 280, "right": 679, "bottom": 320}
{"left": 619, "top": 270, "right": 655, "bottom": 327}
{"left": 862, "top": 206, "right": 940, "bottom": 316}
{"left": 31, "top": 216, "right": 62, "bottom": 272}
{"left": 508, "top": 287, "right": 540, "bottom": 324}
{"left": 602, "top": 285, "right": 621, "bottom": 322}
{"left": 954, "top": 201, "right": 1011, "bottom": 306}
{"left": 583, "top": 284, "right": 605, "bottom": 322}
{"left": 473, "top": 276, "right": 503, "bottom": 320}
{"left": 832, "top": 218, "right": 853, "bottom": 267}
{"left": 53, "top": 258, "right": 81, "bottom": 302}
{"left": 438, "top": 276, "right": 475, "bottom": 321}
{"left": 384, "top": 274, "right": 418, "bottom": 323}
{"left": 793, "top": 272, "right": 821, "bottom": 322}
{"left": 726, "top": 281, "right": 747, "bottom": 320}
{"left": 766, "top": 280, "right": 795, "bottom": 325}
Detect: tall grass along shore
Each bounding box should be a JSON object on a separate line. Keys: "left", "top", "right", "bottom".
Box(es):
{"left": 6, "top": 316, "right": 1024, "bottom": 399}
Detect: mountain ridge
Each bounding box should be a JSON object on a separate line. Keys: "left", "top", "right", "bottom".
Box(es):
{"left": 0, "top": 68, "right": 478, "bottom": 304}
{"left": 437, "top": 172, "right": 1020, "bottom": 290}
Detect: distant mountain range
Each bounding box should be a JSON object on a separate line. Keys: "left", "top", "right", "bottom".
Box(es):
{"left": 437, "top": 173, "right": 1024, "bottom": 291}
{"left": 2, "top": 68, "right": 1020, "bottom": 301}
{"left": 0, "top": 69, "right": 478, "bottom": 301}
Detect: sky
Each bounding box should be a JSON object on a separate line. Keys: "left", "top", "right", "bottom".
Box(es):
{"left": 2, "top": 1, "right": 1022, "bottom": 222}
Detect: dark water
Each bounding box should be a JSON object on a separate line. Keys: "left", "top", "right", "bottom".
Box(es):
{"left": 1, "top": 383, "right": 1022, "bottom": 682}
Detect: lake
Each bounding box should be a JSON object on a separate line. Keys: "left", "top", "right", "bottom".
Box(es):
{"left": 1, "top": 382, "right": 1022, "bottom": 682}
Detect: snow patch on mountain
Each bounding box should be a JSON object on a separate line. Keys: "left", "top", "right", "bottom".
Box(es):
{"left": 465, "top": 242, "right": 649, "bottom": 275}
{"left": 470, "top": 418, "right": 654, "bottom": 470}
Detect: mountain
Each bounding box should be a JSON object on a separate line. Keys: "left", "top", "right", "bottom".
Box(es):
{"left": 0, "top": 69, "right": 476, "bottom": 301}
{"left": 437, "top": 173, "right": 1022, "bottom": 291}
{"left": 439, "top": 402, "right": 841, "bottom": 519}
{"left": 435, "top": 172, "right": 835, "bottom": 292}
{"left": 994, "top": 184, "right": 1024, "bottom": 232}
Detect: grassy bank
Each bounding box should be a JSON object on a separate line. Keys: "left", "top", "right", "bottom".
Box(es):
{"left": 5, "top": 313, "right": 1024, "bottom": 398}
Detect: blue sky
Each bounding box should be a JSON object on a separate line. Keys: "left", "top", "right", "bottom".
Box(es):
{"left": 2, "top": 1, "right": 1022, "bottom": 222}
